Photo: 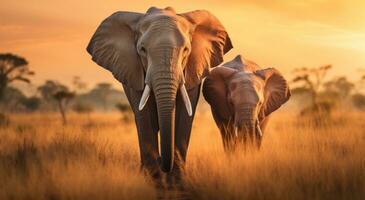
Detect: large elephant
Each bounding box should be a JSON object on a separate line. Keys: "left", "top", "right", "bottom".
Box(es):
{"left": 203, "top": 55, "right": 290, "bottom": 150}
{"left": 87, "top": 7, "right": 232, "bottom": 179}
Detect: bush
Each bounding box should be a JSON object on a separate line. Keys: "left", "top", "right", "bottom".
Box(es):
{"left": 21, "top": 97, "right": 41, "bottom": 112}
{"left": 352, "top": 94, "right": 365, "bottom": 110}
{"left": 301, "top": 101, "right": 334, "bottom": 116}
{"left": 0, "top": 113, "right": 10, "bottom": 127}
{"left": 72, "top": 102, "right": 93, "bottom": 114}
{"left": 116, "top": 103, "right": 133, "bottom": 123}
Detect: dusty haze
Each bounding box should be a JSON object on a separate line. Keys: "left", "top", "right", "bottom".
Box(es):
{"left": 1, "top": 0, "right": 365, "bottom": 91}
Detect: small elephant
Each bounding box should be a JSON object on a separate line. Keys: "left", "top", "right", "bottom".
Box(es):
{"left": 87, "top": 7, "right": 232, "bottom": 181}
{"left": 203, "top": 55, "right": 290, "bottom": 150}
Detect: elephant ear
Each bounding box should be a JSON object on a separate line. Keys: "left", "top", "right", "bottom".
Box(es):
{"left": 203, "top": 66, "right": 236, "bottom": 120}
{"left": 255, "top": 68, "right": 291, "bottom": 117}
{"left": 182, "top": 10, "right": 233, "bottom": 89}
{"left": 87, "top": 12, "right": 145, "bottom": 91}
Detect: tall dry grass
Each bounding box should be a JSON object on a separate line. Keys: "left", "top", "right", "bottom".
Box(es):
{"left": 0, "top": 111, "right": 364, "bottom": 200}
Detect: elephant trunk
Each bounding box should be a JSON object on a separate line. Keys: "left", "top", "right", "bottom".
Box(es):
{"left": 153, "top": 73, "right": 178, "bottom": 172}
{"left": 244, "top": 120, "right": 256, "bottom": 141}
{"left": 235, "top": 105, "right": 256, "bottom": 142}
{"left": 138, "top": 47, "right": 192, "bottom": 173}
{"left": 235, "top": 120, "right": 255, "bottom": 142}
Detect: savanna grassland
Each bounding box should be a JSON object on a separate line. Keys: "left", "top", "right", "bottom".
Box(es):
{"left": 0, "top": 111, "right": 364, "bottom": 200}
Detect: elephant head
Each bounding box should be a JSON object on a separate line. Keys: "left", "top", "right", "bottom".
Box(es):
{"left": 87, "top": 7, "right": 232, "bottom": 172}
{"left": 203, "top": 55, "right": 290, "bottom": 146}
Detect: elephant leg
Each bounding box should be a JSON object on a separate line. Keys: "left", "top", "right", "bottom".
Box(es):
{"left": 122, "top": 85, "right": 161, "bottom": 182}
{"left": 166, "top": 85, "right": 201, "bottom": 186}
{"left": 134, "top": 102, "right": 161, "bottom": 181}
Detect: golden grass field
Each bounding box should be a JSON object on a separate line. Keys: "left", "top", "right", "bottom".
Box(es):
{"left": 0, "top": 111, "right": 364, "bottom": 200}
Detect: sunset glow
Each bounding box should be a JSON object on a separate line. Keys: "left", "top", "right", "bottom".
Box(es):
{"left": 1, "top": 1, "right": 365, "bottom": 199}
{"left": 1, "top": 0, "right": 364, "bottom": 89}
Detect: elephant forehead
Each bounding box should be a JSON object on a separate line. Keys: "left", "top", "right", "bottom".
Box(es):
{"left": 138, "top": 14, "right": 190, "bottom": 34}
{"left": 229, "top": 73, "right": 264, "bottom": 95}
{"left": 230, "top": 72, "right": 253, "bottom": 85}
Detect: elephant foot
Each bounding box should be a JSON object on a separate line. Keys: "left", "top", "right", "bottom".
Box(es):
{"left": 141, "top": 162, "right": 165, "bottom": 188}
{"left": 165, "top": 167, "right": 186, "bottom": 190}
{"left": 156, "top": 186, "right": 191, "bottom": 200}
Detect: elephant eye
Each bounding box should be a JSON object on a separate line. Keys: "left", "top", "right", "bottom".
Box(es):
{"left": 137, "top": 43, "right": 147, "bottom": 56}
{"left": 183, "top": 47, "right": 189, "bottom": 55}
{"left": 139, "top": 46, "right": 147, "bottom": 55}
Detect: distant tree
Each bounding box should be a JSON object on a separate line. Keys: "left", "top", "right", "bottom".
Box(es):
{"left": 350, "top": 71, "right": 365, "bottom": 111}
{"left": 0, "top": 86, "right": 40, "bottom": 112}
{"left": 38, "top": 80, "right": 67, "bottom": 101}
{"left": 292, "top": 65, "right": 332, "bottom": 105}
{"left": 72, "top": 101, "right": 93, "bottom": 123}
{"left": 71, "top": 76, "right": 93, "bottom": 116}
{"left": 37, "top": 80, "right": 68, "bottom": 110}
{"left": 72, "top": 76, "right": 88, "bottom": 93}
{"left": 323, "top": 76, "right": 354, "bottom": 99}
{"left": 94, "top": 83, "right": 113, "bottom": 111}
{"left": 77, "top": 84, "right": 126, "bottom": 111}
{"left": 0, "top": 53, "right": 34, "bottom": 100}
{"left": 0, "top": 86, "right": 26, "bottom": 111}
{"left": 352, "top": 94, "right": 365, "bottom": 110}
{"left": 291, "top": 65, "right": 339, "bottom": 119}
{"left": 53, "top": 89, "right": 75, "bottom": 125}
{"left": 38, "top": 80, "right": 74, "bottom": 123}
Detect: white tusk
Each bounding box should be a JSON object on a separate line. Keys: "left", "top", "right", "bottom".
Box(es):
{"left": 138, "top": 85, "right": 151, "bottom": 111}
{"left": 180, "top": 84, "right": 193, "bottom": 116}
{"left": 234, "top": 126, "right": 238, "bottom": 138}
{"left": 256, "top": 122, "right": 263, "bottom": 137}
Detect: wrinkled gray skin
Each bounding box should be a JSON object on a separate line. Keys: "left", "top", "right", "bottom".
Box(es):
{"left": 87, "top": 7, "right": 232, "bottom": 183}
{"left": 203, "top": 55, "right": 290, "bottom": 150}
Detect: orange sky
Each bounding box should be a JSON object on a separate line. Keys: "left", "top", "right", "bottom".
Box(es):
{"left": 1, "top": 0, "right": 365, "bottom": 93}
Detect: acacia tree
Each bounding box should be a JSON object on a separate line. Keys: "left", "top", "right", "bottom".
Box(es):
{"left": 37, "top": 80, "right": 67, "bottom": 111}
{"left": 0, "top": 53, "right": 34, "bottom": 99}
{"left": 292, "top": 65, "right": 332, "bottom": 105}
{"left": 38, "top": 80, "right": 66, "bottom": 101}
{"left": 38, "top": 80, "right": 74, "bottom": 124}
{"left": 53, "top": 89, "right": 75, "bottom": 125}
{"left": 72, "top": 76, "right": 88, "bottom": 93}
{"left": 291, "top": 65, "right": 335, "bottom": 118}
{"left": 0, "top": 86, "right": 26, "bottom": 111}
{"left": 351, "top": 71, "right": 365, "bottom": 110}
{"left": 323, "top": 76, "right": 354, "bottom": 99}
{"left": 71, "top": 76, "right": 93, "bottom": 120}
